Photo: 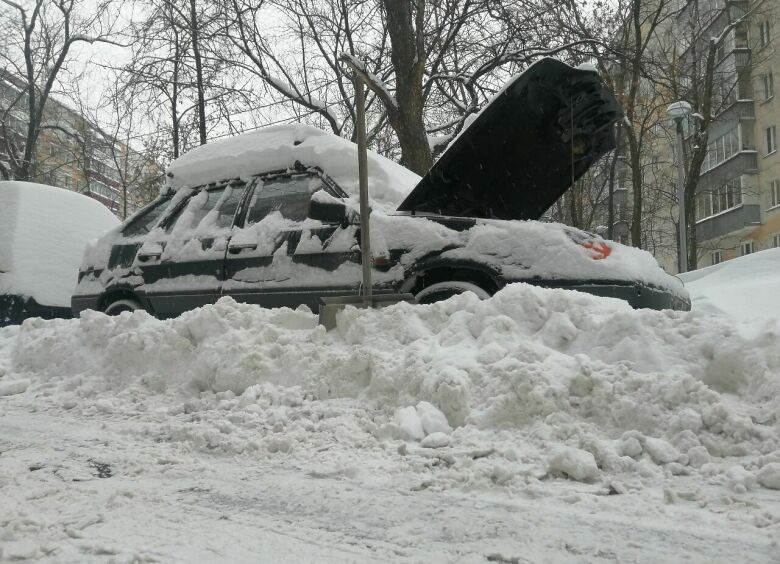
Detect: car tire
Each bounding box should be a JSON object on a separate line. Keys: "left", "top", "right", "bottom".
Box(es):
{"left": 415, "top": 281, "right": 491, "bottom": 304}
{"left": 103, "top": 298, "right": 142, "bottom": 316}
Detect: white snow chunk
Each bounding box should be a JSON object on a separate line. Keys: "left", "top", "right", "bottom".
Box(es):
{"left": 725, "top": 466, "right": 757, "bottom": 493}
{"left": 421, "top": 432, "right": 451, "bottom": 449}
{"left": 671, "top": 408, "right": 703, "bottom": 433}
{"left": 757, "top": 463, "right": 780, "bottom": 490}
{"left": 416, "top": 401, "right": 453, "bottom": 435}
{"left": 643, "top": 437, "right": 682, "bottom": 465}
{"left": 395, "top": 406, "right": 425, "bottom": 441}
{"left": 618, "top": 436, "right": 643, "bottom": 458}
{"left": 548, "top": 446, "right": 599, "bottom": 482}
{"left": 687, "top": 446, "right": 711, "bottom": 469}
{"left": 0, "top": 378, "right": 30, "bottom": 396}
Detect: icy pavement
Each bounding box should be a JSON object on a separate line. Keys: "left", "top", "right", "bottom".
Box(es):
{"left": 1, "top": 284, "right": 779, "bottom": 562}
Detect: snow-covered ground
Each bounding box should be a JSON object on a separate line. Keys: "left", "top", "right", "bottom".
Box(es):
{"left": 1, "top": 282, "right": 779, "bottom": 562}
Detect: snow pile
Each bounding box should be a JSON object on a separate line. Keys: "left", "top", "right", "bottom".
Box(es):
{"left": 679, "top": 248, "right": 780, "bottom": 320}
{"left": 2, "top": 283, "right": 778, "bottom": 499}
{"left": 166, "top": 124, "right": 420, "bottom": 209}
{"left": 0, "top": 181, "right": 119, "bottom": 306}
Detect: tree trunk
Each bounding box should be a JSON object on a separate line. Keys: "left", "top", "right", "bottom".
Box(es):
{"left": 172, "top": 11, "right": 181, "bottom": 159}
{"left": 628, "top": 131, "right": 642, "bottom": 247}
{"left": 382, "top": 0, "right": 432, "bottom": 175}
{"left": 190, "top": 0, "right": 207, "bottom": 145}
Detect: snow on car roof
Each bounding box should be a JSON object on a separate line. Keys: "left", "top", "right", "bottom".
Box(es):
{"left": 165, "top": 124, "right": 421, "bottom": 209}
{"left": 0, "top": 181, "right": 119, "bottom": 307}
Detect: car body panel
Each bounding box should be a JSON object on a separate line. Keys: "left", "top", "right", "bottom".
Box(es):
{"left": 1, "top": 294, "right": 72, "bottom": 326}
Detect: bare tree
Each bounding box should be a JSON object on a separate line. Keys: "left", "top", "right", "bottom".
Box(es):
{"left": 0, "top": 0, "right": 120, "bottom": 180}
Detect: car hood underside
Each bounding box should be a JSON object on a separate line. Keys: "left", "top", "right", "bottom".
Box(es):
{"left": 397, "top": 58, "right": 622, "bottom": 221}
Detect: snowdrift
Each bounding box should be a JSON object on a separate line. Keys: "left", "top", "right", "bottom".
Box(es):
{"left": 680, "top": 248, "right": 780, "bottom": 320}
{"left": 1, "top": 283, "right": 778, "bottom": 493}
{"left": 0, "top": 181, "right": 119, "bottom": 307}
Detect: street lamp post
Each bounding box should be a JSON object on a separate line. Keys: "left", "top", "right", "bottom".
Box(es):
{"left": 667, "top": 101, "right": 692, "bottom": 274}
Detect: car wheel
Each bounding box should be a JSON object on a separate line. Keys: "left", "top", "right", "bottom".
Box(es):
{"left": 415, "top": 281, "right": 491, "bottom": 304}
{"left": 103, "top": 298, "right": 142, "bottom": 316}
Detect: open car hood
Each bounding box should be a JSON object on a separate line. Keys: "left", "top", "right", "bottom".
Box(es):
{"left": 397, "top": 58, "right": 622, "bottom": 220}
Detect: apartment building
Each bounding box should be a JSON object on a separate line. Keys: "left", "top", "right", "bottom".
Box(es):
{"left": 0, "top": 70, "right": 160, "bottom": 218}
{"left": 677, "top": 0, "right": 780, "bottom": 267}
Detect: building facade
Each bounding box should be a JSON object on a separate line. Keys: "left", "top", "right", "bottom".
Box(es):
{"left": 678, "top": 0, "right": 780, "bottom": 267}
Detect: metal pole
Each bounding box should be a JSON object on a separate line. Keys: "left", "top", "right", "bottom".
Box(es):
{"left": 675, "top": 118, "right": 688, "bottom": 274}
{"left": 353, "top": 75, "right": 373, "bottom": 306}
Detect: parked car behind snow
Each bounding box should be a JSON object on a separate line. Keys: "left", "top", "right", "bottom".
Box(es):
{"left": 71, "top": 58, "right": 689, "bottom": 318}
{"left": 0, "top": 181, "right": 120, "bottom": 326}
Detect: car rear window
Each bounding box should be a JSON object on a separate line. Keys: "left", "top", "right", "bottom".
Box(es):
{"left": 245, "top": 174, "right": 322, "bottom": 224}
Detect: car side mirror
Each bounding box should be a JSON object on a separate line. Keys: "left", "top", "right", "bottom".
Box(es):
{"left": 309, "top": 192, "right": 348, "bottom": 224}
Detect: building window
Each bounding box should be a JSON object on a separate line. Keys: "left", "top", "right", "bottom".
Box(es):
{"left": 90, "top": 180, "right": 116, "bottom": 199}
{"left": 773, "top": 233, "right": 780, "bottom": 248}
{"left": 741, "top": 241, "right": 754, "bottom": 255}
{"left": 771, "top": 179, "right": 780, "bottom": 207}
{"left": 711, "top": 250, "right": 722, "bottom": 265}
{"left": 703, "top": 126, "right": 741, "bottom": 171}
{"left": 64, "top": 175, "right": 72, "bottom": 189}
{"left": 764, "top": 73, "right": 774, "bottom": 100}
{"left": 696, "top": 177, "right": 743, "bottom": 221}
{"left": 767, "top": 125, "right": 777, "bottom": 154}
{"left": 759, "top": 21, "right": 771, "bottom": 47}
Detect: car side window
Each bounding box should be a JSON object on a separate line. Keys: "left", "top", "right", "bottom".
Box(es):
{"left": 245, "top": 174, "right": 322, "bottom": 225}
{"left": 166, "top": 187, "right": 235, "bottom": 232}
{"left": 214, "top": 185, "right": 245, "bottom": 228}
{"left": 188, "top": 188, "right": 226, "bottom": 229}
{"left": 122, "top": 197, "right": 170, "bottom": 237}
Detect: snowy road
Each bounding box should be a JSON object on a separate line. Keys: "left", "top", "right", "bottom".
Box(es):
{"left": 2, "top": 408, "right": 777, "bottom": 564}
{"left": 2, "top": 284, "right": 779, "bottom": 562}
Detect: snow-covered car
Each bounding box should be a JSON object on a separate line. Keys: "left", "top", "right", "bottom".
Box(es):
{"left": 1, "top": 181, "right": 120, "bottom": 326}
{"left": 72, "top": 58, "right": 689, "bottom": 318}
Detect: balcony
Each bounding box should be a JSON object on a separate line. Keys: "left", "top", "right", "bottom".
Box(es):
{"left": 699, "top": 151, "right": 758, "bottom": 190}
{"left": 732, "top": 48, "right": 751, "bottom": 70}
{"left": 714, "top": 99, "right": 755, "bottom": 124}
{"left": 696, "top": 203, "right": 760, "bottom": 241}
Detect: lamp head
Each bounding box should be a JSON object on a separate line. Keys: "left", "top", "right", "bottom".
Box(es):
{"left": 666, "top": 101, "right": 692, "bottom": 121}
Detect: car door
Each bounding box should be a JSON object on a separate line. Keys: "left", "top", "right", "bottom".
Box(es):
{"left": 221, "top": 172, "right": 362, "bottom": 310}
{"left": 135, "top": 181, "right": 247, "bottom": 317}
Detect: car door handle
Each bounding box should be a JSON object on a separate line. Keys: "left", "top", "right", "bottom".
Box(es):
{"left": 137, "top": 251, "right": 162, "bottom": 261}
{"left": 228, "top": 242, "right": 258, "bottom": 254}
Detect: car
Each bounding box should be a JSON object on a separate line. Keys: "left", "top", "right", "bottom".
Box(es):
{"left": 71, "top": 58, "right": 690, "bottom": 318}
{"left": 1, "top": 181, "right": 120, "bottom": 327}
